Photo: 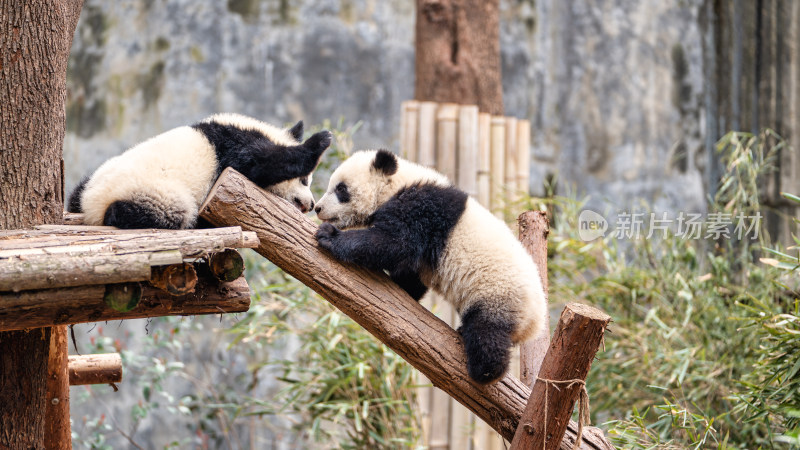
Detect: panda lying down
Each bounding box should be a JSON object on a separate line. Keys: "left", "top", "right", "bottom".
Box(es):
{"left": 69, "top": 113, "right": 332, "bottom": 229}
{"left": 314, "top": 149, "right": 547, "bottom": 384}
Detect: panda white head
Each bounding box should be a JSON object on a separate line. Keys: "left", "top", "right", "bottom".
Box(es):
{"left": 266, "top": 172, "right": 316, "bottom": 213}
{"left": 315, "top": 149, "right": 449, "bottom": 228}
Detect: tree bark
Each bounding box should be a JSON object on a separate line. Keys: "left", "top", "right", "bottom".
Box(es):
{"left": 199, "top": 168, "right": 613, "bottom": 449}
{"left": 518, "top": 211, "right": 550, "bottom": 389}
{"left": 414, "top": 0, "right": 503, "bottom": 115}
{"left": 0, "top": 1, "right": 84, "bottom": 448}
{"left": 510, "top": 303, "right": 611, "bottom": 450}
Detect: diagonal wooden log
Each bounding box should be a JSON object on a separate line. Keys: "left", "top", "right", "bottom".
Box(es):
{"left": 510, "top": 303, "right": 611, "bottom": 450}
{"left": 68, "top": 353, "right": 122, "bottom": 386}
{"left": 0, "top": 277, "right": 250, "bottom": 331}
{"left": 199, "top": 168, "right": 613, "bottom": 449}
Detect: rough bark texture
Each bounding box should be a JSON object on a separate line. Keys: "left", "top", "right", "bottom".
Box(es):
{"left": 67, "top": 353, "right": 122, "bottom": 386}
{"left": 0, "top": 1, "right": 84, "bottom": 447}
{"left": 511, "top": 303, "right": 611, "bottom": 450}
{"left": 414, "top": 0, "right": 503, "bottom": 115}
{"left": 199, "top": 168, "right": 613, "bottom": 449}
{"left": 518, "top": 211, "right": 550, "bottom": 389}
{"left": 0, "top": 277, "right": 250, "bottom": 331}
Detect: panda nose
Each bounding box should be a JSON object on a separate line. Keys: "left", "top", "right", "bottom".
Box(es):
{"left": 309, "top": 200, "right": 315, "bottom": 211}
{"left": 314, "top": 205, "right": 321, "bottom": 214}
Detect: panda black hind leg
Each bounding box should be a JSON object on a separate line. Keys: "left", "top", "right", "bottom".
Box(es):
{"left": 103, "top": 200, "right": 186, "bottom": 229}
{"left": 459, "top": 303, "right": 515, "bottom": 384}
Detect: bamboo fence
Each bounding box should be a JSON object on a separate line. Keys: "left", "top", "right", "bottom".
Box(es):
{"left": 400, "top": 100, "right": 532, "bottom": 449}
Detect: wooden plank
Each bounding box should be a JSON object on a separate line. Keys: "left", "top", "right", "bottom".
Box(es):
{"left": 418, "top": 101, "right": 438, "bottom": 168}
{"left": 199, "top": 168, "right": 614, "bottom": 449}
{"left": 458, "top": 105, "right": 480, "bottom": 197}
{"left": 490, "top": 116, "right": 506, "bottom": 217}
{"left": 0, "top": 277, "right": 251, "bottom": 331}
{"left": 510, "top": 303, "right": 611, "bottom": 450}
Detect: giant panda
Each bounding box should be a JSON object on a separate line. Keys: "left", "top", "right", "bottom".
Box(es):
{"left": 313, "top": 149, "right": 547, "bottom": 383}
{"left": 68, "top": 113, "right": 332, "bottom": 229}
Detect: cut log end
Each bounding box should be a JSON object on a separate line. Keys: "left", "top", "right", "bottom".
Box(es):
{"left": 208, "top": 249, "right": 244, "bottom": 282}
{"left": 150, "top": 263, "right": 198, "bottom": 295}
{"left": 103, "top": 282, "right": 142, "bottom": 312}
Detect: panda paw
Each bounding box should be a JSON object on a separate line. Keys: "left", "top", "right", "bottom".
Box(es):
{"left": 315, "top": 222, "right": 340, "bottom": 249}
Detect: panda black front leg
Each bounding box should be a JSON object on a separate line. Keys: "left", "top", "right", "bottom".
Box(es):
{"left": 315, "top": 223, "right": 410, "bottom": 273}
{"left": 459, "top": 303, "right": 515, "bottom": 384}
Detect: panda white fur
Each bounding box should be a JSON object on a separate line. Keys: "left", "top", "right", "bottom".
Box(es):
{"left": 314, "top": 149, "right": 547, "bottom": 383}
{"left": 68, "top": 113, "right": 332, "bottom": 229}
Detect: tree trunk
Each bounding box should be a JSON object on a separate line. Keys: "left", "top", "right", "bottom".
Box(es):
{"left": 0, "top": 1, "right": 84, "bottom": 448}
{"left": 414, "top": 0, "right": 503, "bottom": 115}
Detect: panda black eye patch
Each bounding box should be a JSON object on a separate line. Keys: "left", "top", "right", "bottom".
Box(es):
{"left": 335, "top": 182, "right": 351, "bottom": 203}
{"left": 300, "top": 176, "right": 309, "bottom": 186}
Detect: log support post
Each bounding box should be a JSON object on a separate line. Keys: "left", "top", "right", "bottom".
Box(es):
{"left": 510, "top": 303, "right": 611, "bottom": 450}
{"left": 518, "top": 211, "right": 550, "bottom": 388}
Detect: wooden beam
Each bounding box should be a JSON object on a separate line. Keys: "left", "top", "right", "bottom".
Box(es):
{"left": 68, "top": 353, "right": 122, "bottom": 386}
{"left": 518, "top": 211, "right": 551, "bottom": 388}
{"left": 0, "top": 277, "right": 250, "bottom": 332}
{"left": 199, "top": 168, "right": 613, "bottom": 449}
{"left": 510, "top": 303, "right": 611, "bottom": 450}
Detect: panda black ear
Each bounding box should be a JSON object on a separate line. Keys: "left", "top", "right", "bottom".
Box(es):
{"left": 288, "top": 120, "right": 304, "bottom": 141}
{"left": 372, "top": 149, "right": 398, "bottom": 176}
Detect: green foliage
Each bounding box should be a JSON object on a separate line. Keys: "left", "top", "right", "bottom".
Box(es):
{"left": 231, "top": 256, "right": 421, "bottom": 448}
{"left": 543, "top": 129, "right": 795, "bottom": 448}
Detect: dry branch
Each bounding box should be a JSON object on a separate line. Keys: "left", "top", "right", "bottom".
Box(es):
{"left": 0, "top": 277, "right": 250, "bottom": 331}
{"left": 68, "top": 353, "right": 122, "bottom": 386}
{"left": 510, "top": 303, "right": 611, "bottom": 450}
{"left": 199, "top": 168, "right": 613, "bottom": 449}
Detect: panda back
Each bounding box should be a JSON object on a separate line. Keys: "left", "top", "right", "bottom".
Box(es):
{"left": 80, "top": 126, "right": 218, "bottom": 226}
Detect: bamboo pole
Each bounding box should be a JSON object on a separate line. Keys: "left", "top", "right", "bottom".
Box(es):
{"left": 435, "top": 103, "right": 459, "bottom": 181}
{"left": 517, "top": 119, "right": 531, "bottom": 197}
{"left": 457, "top": 105, "right": 480, "bottom": 198}
{"left": 504, "top": 116, "right": 519, "bottom": 218}
{"left": 0, "top": 277, "right": 250, "bottom": 331}
{"left": 199, "top": 168, "right": 614, "bottom": 449}
{"left": 490, "top": 116, "right": 506, "bottom": 217}
{"left": 477, "top": 112, "right": 492, "bottom": 207}
{"left": 68, "top": 353, "right": 122, "bottom": 386}
{"left": 401, "top": 100, "right": 420, "bottom": 161}
{"left": 417, "top": 101, "right": 438, "bottom": 168}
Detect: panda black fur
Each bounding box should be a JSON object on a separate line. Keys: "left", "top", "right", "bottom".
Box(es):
{"left": 314, "top": 149, "right": 547, "bottom": 384}
{"left": 69, "top": 113, "right": 332, "bottom": 229}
